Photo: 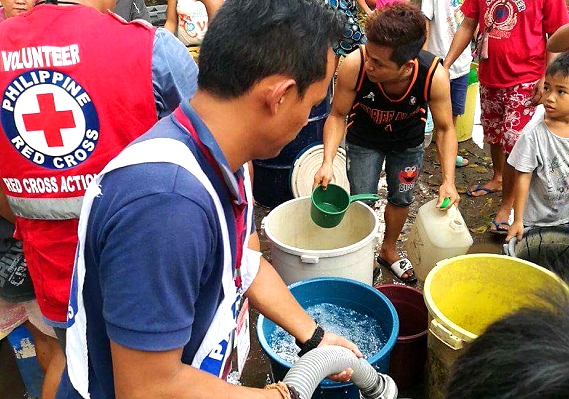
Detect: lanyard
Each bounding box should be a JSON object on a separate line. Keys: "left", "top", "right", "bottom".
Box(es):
{"left": 172, "top": 107, "right": 247, "bottom": 286}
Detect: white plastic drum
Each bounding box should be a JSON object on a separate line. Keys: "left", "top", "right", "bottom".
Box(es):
{"left": 290, "top": 144, "right": 350, "bottom": 198}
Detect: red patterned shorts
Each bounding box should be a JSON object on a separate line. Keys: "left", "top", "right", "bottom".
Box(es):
{"left": 480, "top": 82, "right": 537, "bottom": 154}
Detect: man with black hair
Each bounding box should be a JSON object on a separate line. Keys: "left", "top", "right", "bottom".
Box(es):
{"left": 314, "top": 2, "right": 459, "bottom": 283}
{"left": 447, "top": 294, "right": 569, "bottom": 399}
{"left": 0, "top": 0, "right": 197, "bottom": 396}
{"left": 56, "top": 0, "right": 383, "bottom": 398}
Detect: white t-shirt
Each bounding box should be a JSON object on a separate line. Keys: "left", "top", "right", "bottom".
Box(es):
{"left": 176, "top": 0, "right": 208, "bottom": 46}
{"left": 508, "top": 121, "right": 569, "bottom": 227}
{"left": 421, "top": 0, "right": 472, "bottom": 79}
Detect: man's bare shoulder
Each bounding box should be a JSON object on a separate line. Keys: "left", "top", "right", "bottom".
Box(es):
{"left": 336, "top": 49, "right": 363, "bottom": 90}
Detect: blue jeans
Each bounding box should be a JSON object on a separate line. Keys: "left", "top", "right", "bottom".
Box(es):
{"left": 450, "top": 74, "right": 468, "bottom": 116}
{"left": 345, "top": 142, "right": 424, "bottom": 207}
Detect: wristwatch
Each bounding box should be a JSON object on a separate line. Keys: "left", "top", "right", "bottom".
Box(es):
{"left": 296, "top": 324, "right": 325, "bottom": 356}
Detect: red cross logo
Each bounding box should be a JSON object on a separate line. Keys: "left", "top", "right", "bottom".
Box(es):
{"left": 23, "top": 93, "right": 76, "bottom": 148}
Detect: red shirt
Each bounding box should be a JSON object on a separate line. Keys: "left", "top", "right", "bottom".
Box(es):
{"left": 461, "top": 0, "right": 569, "bottom": 88}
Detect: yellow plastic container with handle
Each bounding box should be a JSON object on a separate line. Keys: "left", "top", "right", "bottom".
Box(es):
{"left": 423, "top": 254, "right": 569, "bottom": 399}
{"left": 455, "top": 63, "right": 479, "bottom": 142}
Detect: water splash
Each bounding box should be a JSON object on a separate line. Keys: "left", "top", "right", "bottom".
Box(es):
{"left": 268, "top": 303, "right": 387, "bottom": 364}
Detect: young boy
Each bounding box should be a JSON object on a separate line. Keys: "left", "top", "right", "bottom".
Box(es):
{"left": 506, "top": 52, "right": 569, "bottom": 242}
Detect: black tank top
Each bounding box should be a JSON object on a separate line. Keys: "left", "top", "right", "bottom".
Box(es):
{"left": 346, "top": 47, "right": 440, "bottom": 152}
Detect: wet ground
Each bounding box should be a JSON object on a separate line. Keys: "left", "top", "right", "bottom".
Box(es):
{"left": 0, "top": 338, "right": 26, "bottom": 399}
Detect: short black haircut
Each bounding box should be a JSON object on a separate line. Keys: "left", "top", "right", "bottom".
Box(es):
{"left": 447, "top": 292, "right": 569, "bottom": 399}
{"left": 546, "top": 52, "right": 569, "bottom": 79}
{"left": 365, "top": 2, "right": 426, "bottom": 67}
{"left": 198, "top": 0, "right": 345, "bottom": 99}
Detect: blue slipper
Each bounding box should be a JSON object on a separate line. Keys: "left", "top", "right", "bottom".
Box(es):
{"left": 488, "top": 220, "right": 510, "bottom": 235}
{"left": 456, "top": 155, "right": 469, "bottom": 167}
{"left": 433, "top": 156, "right": 469, "bottom": 167}
{"left": 466, "top": 184, "right": 499, "bottom": 197}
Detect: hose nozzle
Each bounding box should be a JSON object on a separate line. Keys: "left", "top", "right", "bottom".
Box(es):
{"left": 359, "top": 372, "right": 398, "bottom": 399}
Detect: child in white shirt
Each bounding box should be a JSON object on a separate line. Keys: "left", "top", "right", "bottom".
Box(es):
{"left": 506, "top": 52, "right": 569, "bottom": 242}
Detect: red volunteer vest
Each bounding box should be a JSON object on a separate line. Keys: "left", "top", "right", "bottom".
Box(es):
{"left": 0, "top": 5, "right": 157, "bottom": 322}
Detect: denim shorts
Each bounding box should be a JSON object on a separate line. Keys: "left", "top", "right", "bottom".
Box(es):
{"left": 450, "top": 74, "right": 468, "bottom": 116}
{"left": 345, "top": 142, "right": 424, "bottom": 207}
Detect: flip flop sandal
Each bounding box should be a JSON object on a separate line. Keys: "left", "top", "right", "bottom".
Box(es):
{"left": 488, "top": 220, "right": 510, "bottom": 235}
{"left": 377, "top": 255, "right": 417, "bottom": 283}
{"left": 433, "top": 156, "right": 469, "bottom": 167}
{"left": 466, "top": 184, "right": 498, "bottom": 197}
{"left": 456, "top": 155, "right": 469, "bottom": 168}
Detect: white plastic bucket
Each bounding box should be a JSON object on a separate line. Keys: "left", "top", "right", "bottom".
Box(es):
{"left": 263, "top": 196, "right": 379, "bottom": 285}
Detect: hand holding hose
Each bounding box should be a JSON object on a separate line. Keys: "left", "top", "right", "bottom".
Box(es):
{"left": 283, "top": 346, "right": 398, "bottom": 399}
{"left": 506, "top": 220, "right": 524, "bottom": 243}
{"left": 317, "top": 331, "right": 363, "bottom": 382}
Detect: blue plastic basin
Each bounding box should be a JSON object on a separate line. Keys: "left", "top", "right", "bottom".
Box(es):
{"left": 257, "top": 277, "right": 399, "bottom": 399}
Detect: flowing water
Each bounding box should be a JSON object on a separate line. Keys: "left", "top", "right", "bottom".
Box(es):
{"left": 268, "top": 303, "right": 387, "bottom": 364}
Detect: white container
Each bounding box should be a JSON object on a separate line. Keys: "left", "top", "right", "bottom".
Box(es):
{"left": 263, "top": 197, "right": 380, "bottom": 286}
{"left": 405, "top": 198, "right": 473, "bottom": 281}
{"left": 290, "top": 144, "right": 350, "bottom": 198}
{"left": 176, "top": 0, "right": 208, "bottom": 46}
